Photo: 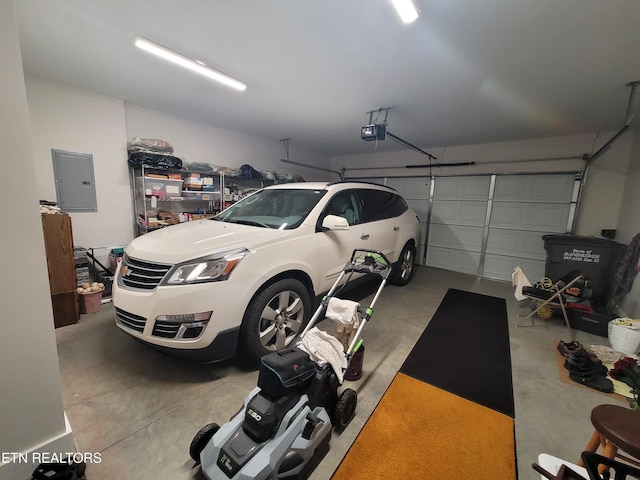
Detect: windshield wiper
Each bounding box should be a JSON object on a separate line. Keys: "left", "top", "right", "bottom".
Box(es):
{"left": 230, "top": 219, "right": 271, "bottom": 228}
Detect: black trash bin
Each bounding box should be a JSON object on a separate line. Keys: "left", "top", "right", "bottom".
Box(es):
{"left": 542, "top": 235, "right": 626, "bottom": 306}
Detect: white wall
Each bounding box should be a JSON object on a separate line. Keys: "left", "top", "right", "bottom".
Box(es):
{"left": 333, "top": 130, "right": 639, "bottom": 315}
{"left": 333, "top": 132, "right": 630, "bottom": 237}
{"left": 333, "top": 134, "right": 594, "bottom": 179}
{"left": 575, "top": 131, "right": 632, "bottom": 237}
{"left": 0, "top": 2, "right": 72, "bottom": 478}
{"left": 616, "top": 129, "right": 640, "bottom": 317}
{"left": 24, "top": 80, "right": 334, "bottom": 260}
{"left": 26, "top": 76, "right": 133, "bottom": 253}
{"left": 124, "top": 104, "right": 333, "bottom": 182}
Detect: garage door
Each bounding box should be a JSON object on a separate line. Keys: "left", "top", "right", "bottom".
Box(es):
{"left": 426, "top": 176, "right": 491, "bottom": 274}
{"left": 387, "top": 177, "right": 429, "bottom": 265}
{"left": 426, "top": 173, "right": 580, "bottom": 282}
{"left": 358, "top": 177, "right": 430, "bottom": 265}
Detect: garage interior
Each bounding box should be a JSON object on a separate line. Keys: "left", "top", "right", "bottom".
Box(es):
{"left": 2, "top": 1, "right": 640, "bottom": 479}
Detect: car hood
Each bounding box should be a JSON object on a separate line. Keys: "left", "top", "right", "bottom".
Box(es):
{"left": 126, "top": 220, "right": 286, "bottom": 264}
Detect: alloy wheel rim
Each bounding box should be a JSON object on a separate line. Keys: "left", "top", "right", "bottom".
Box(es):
{"left": 259, "top": 290, "right": 304, "bottom": 350}
{"left": 400, "top": 249, "right": 414, "bottom": 280}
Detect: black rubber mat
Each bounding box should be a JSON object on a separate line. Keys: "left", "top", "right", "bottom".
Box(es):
{"left": 400, "top": 288, "right": 515, "bottom": 417}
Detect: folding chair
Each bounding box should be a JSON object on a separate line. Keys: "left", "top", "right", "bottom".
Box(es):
{"left": 516, "top": 269, "right": 584, "bottom": 342}
{"left": 581, "top": 451, "right": 640, "bottom": 480}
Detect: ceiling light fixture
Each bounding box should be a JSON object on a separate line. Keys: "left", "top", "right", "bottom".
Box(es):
{"left": 133, "top": 35, "right": 247, "bottom": 92}
{"left": 391, "top": 0, "right": 419, "bottom": 24}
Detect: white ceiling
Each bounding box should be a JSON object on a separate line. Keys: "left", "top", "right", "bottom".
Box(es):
{"left": 15, "top": 0, "right": 640, "bottom": 157}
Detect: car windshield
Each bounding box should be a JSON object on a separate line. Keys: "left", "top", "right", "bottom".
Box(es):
{"left": 213, "top": 188, "right": 327, "bottom": 230}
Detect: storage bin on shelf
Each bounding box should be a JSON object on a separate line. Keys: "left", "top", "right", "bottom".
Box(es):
{"left": 135, "top": 176, "right": 183, "bottom": 200}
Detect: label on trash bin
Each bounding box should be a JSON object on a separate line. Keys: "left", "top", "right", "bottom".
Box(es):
{"left": 562, "top": 248, "right": 601, "bottom": 264}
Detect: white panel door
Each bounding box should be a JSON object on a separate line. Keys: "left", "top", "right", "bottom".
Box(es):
{"left": 362, "top": 173, "right": 578, "bottom": 282}
{"left": 483, "top": 174, "right": 576, "bottom": 281}
{"left": 387, "top": 177, "right": 429, "bottom": 264}
{"left": 427, "top": 176, "right": 490, "bottom": 275}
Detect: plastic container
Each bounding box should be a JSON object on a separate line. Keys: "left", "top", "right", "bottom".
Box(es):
{"left": 608, "top": 320, "right": 640, "bottom": 355}
{"left": 568, "top": 309, "right": 616, "bottom": 337}
{"left": 79, "top": 290, "right": 103, "bottom": 314}
{"left": 344, "top": 346, "right": 365, "bottom": 381}
{"left": 543, "top": 235, "right": 625, "bottom": 305}
{"left": 136, "top": 177, "right": 183, "bottom": 198}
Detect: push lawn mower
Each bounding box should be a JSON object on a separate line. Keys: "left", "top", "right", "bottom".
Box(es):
{"left": 190, "top": 249, "right": 392, "bottom": 479}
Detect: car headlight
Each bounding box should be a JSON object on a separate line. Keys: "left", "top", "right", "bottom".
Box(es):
{"left": 162, "top": 248, "right": 249, "bottom": 285}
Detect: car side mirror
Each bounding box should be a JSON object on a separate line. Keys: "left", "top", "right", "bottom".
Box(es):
{"left": 321, "top": 214, "right": 350, "bottom": 231}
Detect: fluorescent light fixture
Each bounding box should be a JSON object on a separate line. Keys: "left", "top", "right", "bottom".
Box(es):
{"left": 133, "top": 35, "right": 246, "bottom": 92}
{"left": 391, "top": 0, "right": 419, "bottom": 24}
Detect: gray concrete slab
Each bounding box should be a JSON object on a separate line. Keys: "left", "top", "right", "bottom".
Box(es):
{"left": 54, "top": 266, "right": 626, "bottom": 479}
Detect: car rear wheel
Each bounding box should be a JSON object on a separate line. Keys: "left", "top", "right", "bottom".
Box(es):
{"left": 239, "top": 278, "right": 312, "bottom": 362}
{"left": 390, "top": 243, "right": 416, "bottom": 286}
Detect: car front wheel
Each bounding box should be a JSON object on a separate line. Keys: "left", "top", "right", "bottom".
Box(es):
{"left": 239, "top": 278, "right": 312, "bottom": 362}
{"left": 390, "top": 243, "right": 416, "bottom": 286}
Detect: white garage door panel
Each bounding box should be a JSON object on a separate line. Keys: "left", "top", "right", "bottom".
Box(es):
{"left": 483, "top": 254, "right": 546, "bottom": 282}
{"left": 387, "top": 177, "right": 429, "bottom": 265}
{"left": 385, "top": 173, "right": 576, "bottom": 279}
{"left": 434, "top": 176, "right": 491, "bottom": 199}
{"left": 491, "top": 202, "right": 570, "bottom": 232}
{"left": 525, "top": 204, "right": 570, "bottom": 231}
{"left": 431, "top": 200, "right": 487, "bottom": 226}
{"left": 389, "top": 177, "right": 428, "bottom": 197}
{"left": 494, "top": 175, "right": 575, "bottom": 203}
{"left": 427, "top": 246, "right": 481, "bottom": 275}
{"left": 408, "top": 201, "right": 428, "bottom": 221}
{"left": 485, "top": 228, "right": 546, "bottom": 260}
{"left": 429, "top": 224, "right": 484, "bottom": 251}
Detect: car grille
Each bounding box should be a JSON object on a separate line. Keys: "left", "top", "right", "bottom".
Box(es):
{"left": 119, "top": 255, "right": 172, "bottom": 289}
{"left": 115, "top": 307, "right": 146, "bottom": 333}
{"left": 152, "top": 321, "right": 180, "bottom": 338}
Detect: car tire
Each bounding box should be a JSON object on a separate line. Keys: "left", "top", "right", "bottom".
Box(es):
{"left": 390, "top": 243, "right": 416, "bottom": 286}
{"left": 239, "top": 278, "right": 312, "bottom": 362}
{"left": 189, "top": 422, "right": 220, "bottom": 463}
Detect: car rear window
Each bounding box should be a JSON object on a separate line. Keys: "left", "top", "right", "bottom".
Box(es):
{"left": 359, "top": 189, "right": 408, "bottom": 222}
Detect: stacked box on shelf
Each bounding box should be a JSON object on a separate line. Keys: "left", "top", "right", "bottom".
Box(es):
{"left": 74, "top": 247, "right": 92, "bottom": 285}
{"left": 183, "top": 173, "right": 203, "bottom": 190}
{"left": 202, "top": 176, "right": 214, "bottom": 191}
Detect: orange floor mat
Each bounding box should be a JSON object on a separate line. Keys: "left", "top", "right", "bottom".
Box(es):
{"left": 332, "top": 372, "right": 516, "bottom": 480}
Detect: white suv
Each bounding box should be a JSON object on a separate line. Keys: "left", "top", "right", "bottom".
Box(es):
{"left": 113, "top": 181, "right": 419, "bottom": 362}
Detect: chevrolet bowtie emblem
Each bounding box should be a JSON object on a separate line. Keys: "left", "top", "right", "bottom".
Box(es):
{"left": 120, "top": 265, "right": 131, "bottom": 277}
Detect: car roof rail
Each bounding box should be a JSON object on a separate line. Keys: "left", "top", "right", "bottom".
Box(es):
{"left": 326, "top": 180, "right": 398, "bottom": 192}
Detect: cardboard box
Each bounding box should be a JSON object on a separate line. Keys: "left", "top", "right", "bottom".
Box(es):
{"left": 184, "top": 177, "right": 204, "bottom": 186}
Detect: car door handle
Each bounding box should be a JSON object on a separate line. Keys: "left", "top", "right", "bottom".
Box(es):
{"left": 360, "top": 233, "right": 370, "bottom": 240}
{"left": 393, "top": 226, "right": 399, "bottom": 231}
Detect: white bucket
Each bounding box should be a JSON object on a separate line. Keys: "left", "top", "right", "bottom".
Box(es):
{"left": 608, "top": 319, "right": 640, "bottom": 355}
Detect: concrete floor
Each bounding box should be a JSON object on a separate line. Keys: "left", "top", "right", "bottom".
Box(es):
{"left": 54, "top": 265, "right": 626, "bottom": 479}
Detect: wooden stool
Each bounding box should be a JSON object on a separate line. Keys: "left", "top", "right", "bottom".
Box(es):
{"left": 578, "top": 404, "right": 640, "bottom": 474}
